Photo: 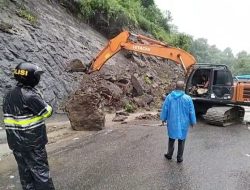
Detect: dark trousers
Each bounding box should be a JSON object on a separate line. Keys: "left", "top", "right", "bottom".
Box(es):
{"left": 13, "top": 146, "right": 55, "bottom": 190}
{"left": 166, "top": 138, "right": 185, "bottom": 161}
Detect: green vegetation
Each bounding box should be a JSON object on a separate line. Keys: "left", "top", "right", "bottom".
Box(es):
{"left": 0, "top": 0, "right": 9, "bottom": 8}
{"left": 60, "top": 0, "right": 179, "bottom": 43}
{"left": 17, "top": 7, "right": 37, "bottom": 25}
{"left": 144, "top": 75, "right": 152, "bottom": 84}
{"left": 124, "top": 102, "right": 136, "bottom": 113}
{"left": 232, "top": 51, "right": 250, "bottom": 75}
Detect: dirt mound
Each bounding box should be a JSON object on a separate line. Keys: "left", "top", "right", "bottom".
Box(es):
{"left": 68, "top": 54, "right": 184, "bottom": 112}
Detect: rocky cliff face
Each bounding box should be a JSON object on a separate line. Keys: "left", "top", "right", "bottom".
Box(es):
{"left": 0, "top": 0, "right": 184, "bottom": 119}
{"left": 0, "top": 0, "right": 104, "bottom": 111}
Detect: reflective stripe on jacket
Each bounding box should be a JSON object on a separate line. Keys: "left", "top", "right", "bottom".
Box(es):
{"left": 4, "top": 105, "right": 52, "bottom": 130}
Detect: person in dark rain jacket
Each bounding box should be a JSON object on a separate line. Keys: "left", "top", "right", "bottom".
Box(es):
{"left": 3, "top": 63, "right": 55, "bottom": 190}
{"left": 160, "top": 81, "right": 196, "bottom": 163}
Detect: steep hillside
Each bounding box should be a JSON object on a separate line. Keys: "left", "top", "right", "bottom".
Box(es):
{"left": 0, "top": 0, "right": 184, "bottom": 117}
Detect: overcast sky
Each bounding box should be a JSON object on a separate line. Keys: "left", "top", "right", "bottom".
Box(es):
{"left": 154, "top": 0, "right": 250, "bottom": 54}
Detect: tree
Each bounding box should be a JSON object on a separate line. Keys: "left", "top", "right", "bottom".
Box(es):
{"left": 218, "top": 47, "right": 235, "bottom": 68}
{"left": 171, "top": 33, "right": 192, "bottom": 51}
{"left": 189, "top": 39, "right": 236, "bottom": 69}
{"left": 232, "top": 51, "right": 250, "bottom": 75}
{"left": 190, "top": 38, "right": 210, "bottom": 63}
{"left": 140, "top": 0, "right": 154, "bottom": 8}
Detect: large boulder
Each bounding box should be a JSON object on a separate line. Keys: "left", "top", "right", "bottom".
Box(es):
{"left": 65, "top": 59, "right": 88, "bottom": 72}
{"left": 131, "top": 74, "right": 144, "bottom": 96}
{"left": 133, "top": 94, "right": 154, "bottom": 107}
{"left": 131, "top": 54, "right": 146, "bottom": 68}
{"left": 115, "top": 78, "right": 133, "bottom": 95}
{"left": 65, "top": 92, "right": 105, "bottom": 131}
{"left": 96, "top": 80, "right": 123, "bottom": 107}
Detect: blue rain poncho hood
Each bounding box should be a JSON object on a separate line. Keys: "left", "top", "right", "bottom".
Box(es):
{"left": 171, "top": 90, "right": 185, "bottom": 99}
{"left": 160, "top": 90, "right": 196, "bottom": 140}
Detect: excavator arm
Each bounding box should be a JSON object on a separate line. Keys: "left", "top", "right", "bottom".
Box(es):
{"left": 86, "top": 31, "right": 196, "bottom": 73}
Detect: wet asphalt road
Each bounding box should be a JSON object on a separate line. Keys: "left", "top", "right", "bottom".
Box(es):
{"left": 1, "top": 121, "right": 250, "bottom": 190}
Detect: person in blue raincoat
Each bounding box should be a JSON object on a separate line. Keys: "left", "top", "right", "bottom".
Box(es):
{"left": 160, "top": 81, "right": 196, "bottom": 163}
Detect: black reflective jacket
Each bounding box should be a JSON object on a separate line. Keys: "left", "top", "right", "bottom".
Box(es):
{"left": 3, "top": 83, "right": 53, "bottom": 151}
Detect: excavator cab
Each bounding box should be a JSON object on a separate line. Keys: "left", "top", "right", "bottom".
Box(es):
{"left": 186, "top": 64, "right": 234, "bottom": 102}
{"left": 185, "top": 64, "right": 235, "bottom": 117}
{"left": 185, "top": 64, "right": 245, "bottom": 126}
{"left": 186, "top": 67, "right": 211, "bottom": 98}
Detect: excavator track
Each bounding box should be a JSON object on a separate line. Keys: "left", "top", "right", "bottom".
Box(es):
{"left": 203, "top": 106, "right": 245, "bottom": 126}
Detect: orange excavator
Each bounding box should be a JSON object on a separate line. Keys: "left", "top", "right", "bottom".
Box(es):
{"left": 85, "top": 31, "right": 196, "bottom": 74}
{"left": 73, "top": 31, "right": 250, "bottom": 126}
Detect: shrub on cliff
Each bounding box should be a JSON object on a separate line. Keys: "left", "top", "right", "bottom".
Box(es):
{"left": 59, "top": 0, "right": 176, "bottom": 43}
